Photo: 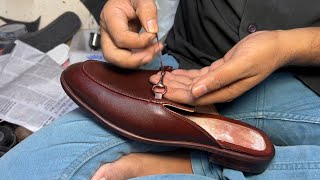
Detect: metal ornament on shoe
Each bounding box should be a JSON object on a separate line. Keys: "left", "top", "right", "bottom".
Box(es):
{"left": 152, "top": 66, "right": 174, "bottom": 100}
{"left": 152, "top": 69, "right": 167, "bottom": 100}
{"left": 152, "top": 33, "right": 167, "bottom": 100}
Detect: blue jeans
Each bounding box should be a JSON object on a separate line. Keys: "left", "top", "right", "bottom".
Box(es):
{"left": 0, "top": 55, "right": 320, "bottom": 180}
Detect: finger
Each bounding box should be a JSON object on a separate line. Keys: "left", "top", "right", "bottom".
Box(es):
{"left": 223, "top": 43, "right": 238, "bottom": 61}
{"left": 149, "top": 73, "right": 192, "bottom": 90}
{"left": 91, "top": 164, "right": 108, "bottom": 180}
{"left": 192, "top": 60, "right": 251, "bottom": 98}
{"left": 194, "top": 76, "right": 260, "bottom": 105}
{"left": 133, "top": 42, "right": 164, "bottom": 63}
{"left": 164, "top": 88, "right": 195, "bottom": 105}
{"left": 133, "top": 0, "right": 158, "bottom": 33}
{"left": 100, "top": 27, "right": 162, "bottom": 68}
{"left": 171, "top": 66, "right": 210, "bottom": 78}
{"left": 150, "top": 72, "right": 194, "bottom": 85}
{"left": 192, "top": 76, "right": 201, "bottom": 84}
{"left": 166, "top": 81, "right": 191, "bottom": 90}
{"left": 101, "top": 3, "right": 156, "bottom": 49}
{"left": 209, "top": 58, "right": 225, "bottom": 71}
{"left": 166, "top": 72, "right": 194, "bottom": 85}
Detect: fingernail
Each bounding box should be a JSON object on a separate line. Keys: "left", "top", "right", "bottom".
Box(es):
{"left": 147, "top": 19, "right": 157, "bottom": 33}
{"left": 100, "top": 178, "right": 106, "bottom": 180}
{"left": 193, "top": 85, "right": 207, "bottom": 98}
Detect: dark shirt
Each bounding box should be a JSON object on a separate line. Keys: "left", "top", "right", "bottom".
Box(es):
{"left": 165, "top": 0, "right": 320, "bottom": 95}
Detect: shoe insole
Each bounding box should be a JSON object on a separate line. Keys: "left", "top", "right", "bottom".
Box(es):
{"left": 185, "top": 115, "right": 266, "bottom": 151}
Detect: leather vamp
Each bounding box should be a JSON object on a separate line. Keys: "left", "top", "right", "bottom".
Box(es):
{"left": 61, "top": 60, "right": 276, "bottom": 173}
{"left": 82, "top": 61, "right": 194, "bottom": 112}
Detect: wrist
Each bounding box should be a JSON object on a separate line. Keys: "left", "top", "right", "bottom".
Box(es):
{"left": 278, "top": 28, "right": 320, "bottom": 66}
{"left": 276, "top": 29, "right": 300, "bottom": 67}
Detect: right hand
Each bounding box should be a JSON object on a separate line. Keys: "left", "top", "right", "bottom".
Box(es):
{"left": 150, "top": 31, "right": 288, "bottom": 105}
{"left": 100, "top": 0, "right": 163, "bottom": 69}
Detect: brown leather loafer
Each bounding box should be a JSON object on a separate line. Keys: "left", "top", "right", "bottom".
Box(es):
{"left": 61, "top": 60, "right": 275, "bottom": 174}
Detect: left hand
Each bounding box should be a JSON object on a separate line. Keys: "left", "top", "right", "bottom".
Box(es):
{"left": 150, "top": 31, "right": 292, "bottom": 105}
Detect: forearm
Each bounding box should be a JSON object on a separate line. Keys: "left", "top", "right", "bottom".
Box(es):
{"left": 279, "top": 27, "right": 320, "bottom": 66}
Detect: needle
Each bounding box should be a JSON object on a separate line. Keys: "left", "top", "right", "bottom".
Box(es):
{"left": 155, "top": 34, "right": 164, "bottom": 72}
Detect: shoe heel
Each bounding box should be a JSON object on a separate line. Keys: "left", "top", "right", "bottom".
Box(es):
{"left": 209, "top": 153, "right": 271, "bottom": 174}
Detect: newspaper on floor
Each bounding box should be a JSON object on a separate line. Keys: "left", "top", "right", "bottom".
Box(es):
{"left": 0, "top": 40, "right": 78, "bottom": 132}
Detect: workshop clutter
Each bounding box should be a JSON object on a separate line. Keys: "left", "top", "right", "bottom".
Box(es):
{"left": 0, "top": 0, "right": 178, "bottom": 157}
{"left": 0, "top": 11, "right": 101, "bottom": 157}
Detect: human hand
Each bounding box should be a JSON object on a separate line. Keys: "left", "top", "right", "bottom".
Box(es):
{"left": 150, "top": 31, "right": 291, "bottom": 105}
{"left": 100, "top": 0, "right": 163, "bottom": 69}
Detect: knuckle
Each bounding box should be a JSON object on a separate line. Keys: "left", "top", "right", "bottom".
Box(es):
{"left": 136, "top": 0, "right": 156, "bottom": 9}
{"left": 101, "top": 49, "right": 119, "bottom": 65}
{"left": 135, "top": 2, "right": 157, "bottom": 17}
{"left": 143, "top": 54, "right": 153, "bottom": 62}
{"left": 165, "top": 80, "right": 176, "bottom": 88}
{"left": 122, "top": 59, "right": 140, "bottom": 69}
{"left": 113, "top": 36, "right": 126, "bottom": 48}
{"left": 211, "top": 75, "right": 224, "bottom": 89}
{"left": 140, "top": 38, "right": 150, "bottom": 47}
{"left": 102, "top": 52, "right": 116, "bottom": 63}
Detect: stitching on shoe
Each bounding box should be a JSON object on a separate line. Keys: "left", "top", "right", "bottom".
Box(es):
{"left": 82, "top": 61, "right": 194, "bottom": 112}
{"left": 81, "top": 61, "right": 222, "bottom": 149}
{"left": 82, "top": 61, "right": 160, "bottom": 104}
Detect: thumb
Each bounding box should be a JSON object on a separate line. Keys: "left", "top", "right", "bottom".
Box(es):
{"left": 191, "top": 60, "right": 247, "bottom": 98}
{"left": 134, "top": 0, "right": 158, "bottom": 33}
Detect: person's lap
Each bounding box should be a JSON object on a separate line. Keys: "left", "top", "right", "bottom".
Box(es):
{"left": 218, "top": 71, "right": 320, "bottom": 146}
{"left": 191, "top": 68, "right": 320, "bottom": 179}
{"left": 0, "top": 109, "right": 180, "bottom": 179}
{"left": 0, "top": 55, "right": 319, "bottom": 179}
